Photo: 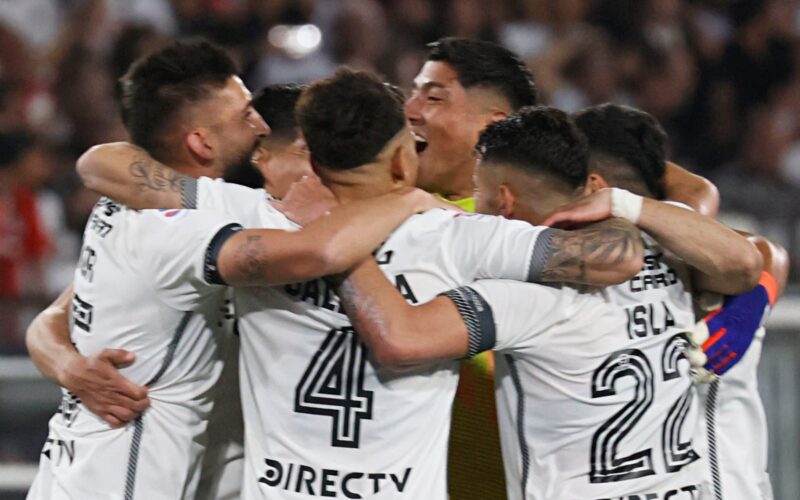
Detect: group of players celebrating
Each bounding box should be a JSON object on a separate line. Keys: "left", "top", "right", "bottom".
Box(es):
{"left": 22, "top": 35, "right": 788, "bottom": 500}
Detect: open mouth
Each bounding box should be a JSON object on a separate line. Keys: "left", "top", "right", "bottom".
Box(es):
{"left": 413, "top": 132, "right": 428, "bottom": 154}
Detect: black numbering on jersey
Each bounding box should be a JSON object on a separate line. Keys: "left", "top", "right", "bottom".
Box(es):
{"left": 295, "top": 327, "right": 374, "bottom": 448}
{"left": 589, "top": 334, "right": 698, "bottom": 483}
{"left": 661, "top": 333, "right": 700, "bottom": 471}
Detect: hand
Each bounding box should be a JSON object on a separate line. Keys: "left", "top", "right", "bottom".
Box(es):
{"left": 60, "top": 349, "right": 150, "bottom": 427}
{"left": 541, "top": 189, "right": 613, "bottom": 229}
{"left": 270, "top": 175, "right": 338, "bottom": 226}
{"left": 687, "top": 272, "right": 778, "bottom": 376}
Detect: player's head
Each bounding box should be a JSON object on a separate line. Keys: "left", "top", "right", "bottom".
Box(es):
{"left": 296, "top": 69, "right": 418, "bottom": 189}
{"left": 573, "top": 104, "right": 667, "bottom": 199}
{"left": 250, "top": 84, "right": 313, "bottom": 198}
{"left": 119, "top": 39, "right": 269, "bottom": 178}
{"left": 474, "top": 106, "right": 588, "bottom": 224}
{"left": 406, "top": 37, "right": 537, "bottom": 196}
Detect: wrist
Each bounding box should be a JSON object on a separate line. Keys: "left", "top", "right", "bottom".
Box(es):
{"left": 610, "top": 188, "right": 643, "bottom": 224}
{"left": 56, "top": 353, "right": 85, "bottom": 390}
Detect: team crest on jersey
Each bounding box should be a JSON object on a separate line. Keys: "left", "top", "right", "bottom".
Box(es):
{"left": 157, "top": 208, "right": 187, "bottom": 220}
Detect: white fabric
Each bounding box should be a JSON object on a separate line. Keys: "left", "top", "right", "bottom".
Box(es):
{"left": 28, "top": 201, "right": 239, "bottom": 500}
{"left": 197, "top": 179, "right": 549, "bottom": 499}
{"left": 696, "top": 327, "right": 772, "bottom": 499}
{"left": 472, "top": 230, "right": 704, "bottom": 500}
{"left": 610, "top": 187, "right": 644, "bottom": 223}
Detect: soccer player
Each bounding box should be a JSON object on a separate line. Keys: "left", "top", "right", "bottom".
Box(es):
{"left": 24, "top": 42, "right": 444, "bottom": 500}
{"left": 249, "top": 84, "right": 314, "bottom": 199}
{"left": 71, "top": 69, "right": 646, "bottom": 499}
{"left": 406, "top": 38, "right": 722, "bottom": 498}
{"left": 334, "top": 106, "right": 762, "bottom": 499}
{"left": 561, "top": 104, "right": 791, "bottom": 500}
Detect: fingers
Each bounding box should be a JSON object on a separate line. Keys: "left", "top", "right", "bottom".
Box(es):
{"left": 268, "top": 199, "right": 286, "bottom": 211}
{"left": 103, "top": 413, "right": 125, "bottom": 428}
{"left": 98, "top": 348, "right": 136, "bottom": 368}
{"left": 107, "top": 404, "right": 138, "bottom": 423}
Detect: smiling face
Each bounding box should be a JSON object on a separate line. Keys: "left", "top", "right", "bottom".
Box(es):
{"left": 193, "top": 76, "right": 270, "bottom": 178}
{"left": 405, "top": 61, "right": 497, "bottom": 197}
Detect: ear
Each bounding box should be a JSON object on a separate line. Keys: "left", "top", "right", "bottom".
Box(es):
{"left": 585, "top": 172, "right": 610, "bottom": 194}
{"left": 498, "top": 183, "right": 516, "bottom": 218}
{"left": 186, "top": 130, "right": 214, "bottom": 162}
{"left": 488, "top": 109, "right": 508, "bottom": 124}
{"left": 389, "top": 144, "right": 409, "bottom": 184}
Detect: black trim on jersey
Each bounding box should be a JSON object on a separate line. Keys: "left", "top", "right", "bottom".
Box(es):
{"left": 504, "top": 354, "right": 531, "bottom": 499}
{"left": 146, "top": 311, "right": 192, "bottom": 385}
{"left": 204, "top": 223, "right": 243, "bottom": 285}
{"left": 441, "top": 286, "right": 496, "bottom": 357}
{"left": 124, "top": 416, "right": 144, "bottom": 500}
{"left": 706, "top": 379, "right": 723, "bottom": 500}
{"left": 124, "top": 312, "right": 193, "bottom": 499}
{"left": 527, "top": 228, "right": 556, "bottom": 283}
{"left": 181, "top": 178, "right": 198, "bottom": 209}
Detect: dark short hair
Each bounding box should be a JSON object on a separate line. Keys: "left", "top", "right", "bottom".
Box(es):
{"left": 296, "top": 69, "right": 405, "bottom": 170}
{"left": 573, "top": 104, "right": 667, "bottom": 199}
{"left": 477, "top": 106, "right": 588, "bottom": 191}
{"left": 252, "top": 84, "right": 305, "bottom": 141}
{"left": 426, "top": 37, "right": 537, "bottom": 110}
{"left": 119, "top": 39, "right": 238, "bottom": 161}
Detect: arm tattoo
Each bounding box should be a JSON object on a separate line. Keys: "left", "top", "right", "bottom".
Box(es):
{"left": 540, "top": 218, "right": 641, "bottom": 284}
{"left": 236, "top": 235, "right": 265, "bottom": 277}
{"left": 129, "top": 158, "right": 188, "bottom": 194}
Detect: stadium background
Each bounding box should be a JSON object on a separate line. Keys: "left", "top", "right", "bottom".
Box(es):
{"left": 0, "top": 0, "right": 798, "bottom": 498}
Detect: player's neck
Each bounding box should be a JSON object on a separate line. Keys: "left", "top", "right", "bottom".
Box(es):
{"left": 435, "top": 159, "right": 474, "bottom": 200}
{"left": 328, "top": 180, "right": 397, "bottom": 205}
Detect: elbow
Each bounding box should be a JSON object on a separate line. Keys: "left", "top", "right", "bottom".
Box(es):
{"left": 76, "top": 145, "right": 104, "bottom": 191}
{"left": 731, "top": 246, "right": 764, "bottom": 292}
{"left": 371, "top": 347, "right": 410, "bottom": 371}
{"left": 694, "top": 178, "right": 720, "bottom": 218}
{"left": 368, "top": 330, "right": 422, "bottom": 371}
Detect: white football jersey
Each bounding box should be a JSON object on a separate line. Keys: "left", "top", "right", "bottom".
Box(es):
{"left": 28, "top": 199, "right": 240, "bottom": 500}
{"left": 697, "top": 327, "right": 772, "bottom": 500}
{"left": 195, "top": 178, "right": 552, "bottom": 500}
{"left": 442, "top": 231, "right": 704, "bottom": 500}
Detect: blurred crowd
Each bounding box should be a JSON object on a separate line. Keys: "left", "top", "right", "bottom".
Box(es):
{"left": 0, "top": 0, "right": 799, "bottom": 351}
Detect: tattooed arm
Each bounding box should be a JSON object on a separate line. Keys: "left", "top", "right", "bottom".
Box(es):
{"left": 214, "top": 188, "right": 441, "bottom": 286}
{"left": 77, "top": 143, "right": 191, "bottom": 209}
{"left": 538, "top": 218, "right": 644, "bottom": 286}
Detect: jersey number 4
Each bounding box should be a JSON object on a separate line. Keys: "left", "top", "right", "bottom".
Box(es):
{"left": 295, "top": 327, "right": 374, "bottom": 448}
{"left": 589, "top": 333, "right": 699, "bottom": 483}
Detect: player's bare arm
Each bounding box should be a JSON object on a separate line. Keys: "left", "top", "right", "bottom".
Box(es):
{"left": 337, "top": 260, "right": 469, "bottom": 369}
{"left": 538, "top": 217, "right": 644, "bottom": 286}
{"left": 542, "top": 188, "right": 762, "bottom": 294}
{"left": 662, "top": 161, "right": 720, "bottom": 217}
{"left": 215, "top": 187, "right": 442, "bottom": 286}
{"left": 77, "top": 142, "right": 190, "bottom": 209}
{"left": 338, "top": 217, "right": 643, "bottom": 368}
{"left": 25, "top": 284, "right": 150, "bottom": 427}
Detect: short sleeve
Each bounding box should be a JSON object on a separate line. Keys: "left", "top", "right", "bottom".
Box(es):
{"left": 441, "top": 213, "right": 556, "bottom": 283}
{"left": 197, "top": 177, "right": 288, "bottom": 228}
{"left": 445, "top": 280, "right": 570, "bottom": 354}
{"left": 136, "top": 209, "right": 242, "bottom": 310}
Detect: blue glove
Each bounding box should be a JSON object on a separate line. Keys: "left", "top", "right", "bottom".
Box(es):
{"left": 697, "top": 272, "right": 778, "bottom": 376}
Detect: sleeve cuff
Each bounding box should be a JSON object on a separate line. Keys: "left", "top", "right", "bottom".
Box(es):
{"left": 204, "top": 223, "right": 243, "bottom": 285}
{"left": 527, "top": 227, "right": 557, "bottom": 283}
{"left": 441, "top": 286, "right": 496, "bottom": 357}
